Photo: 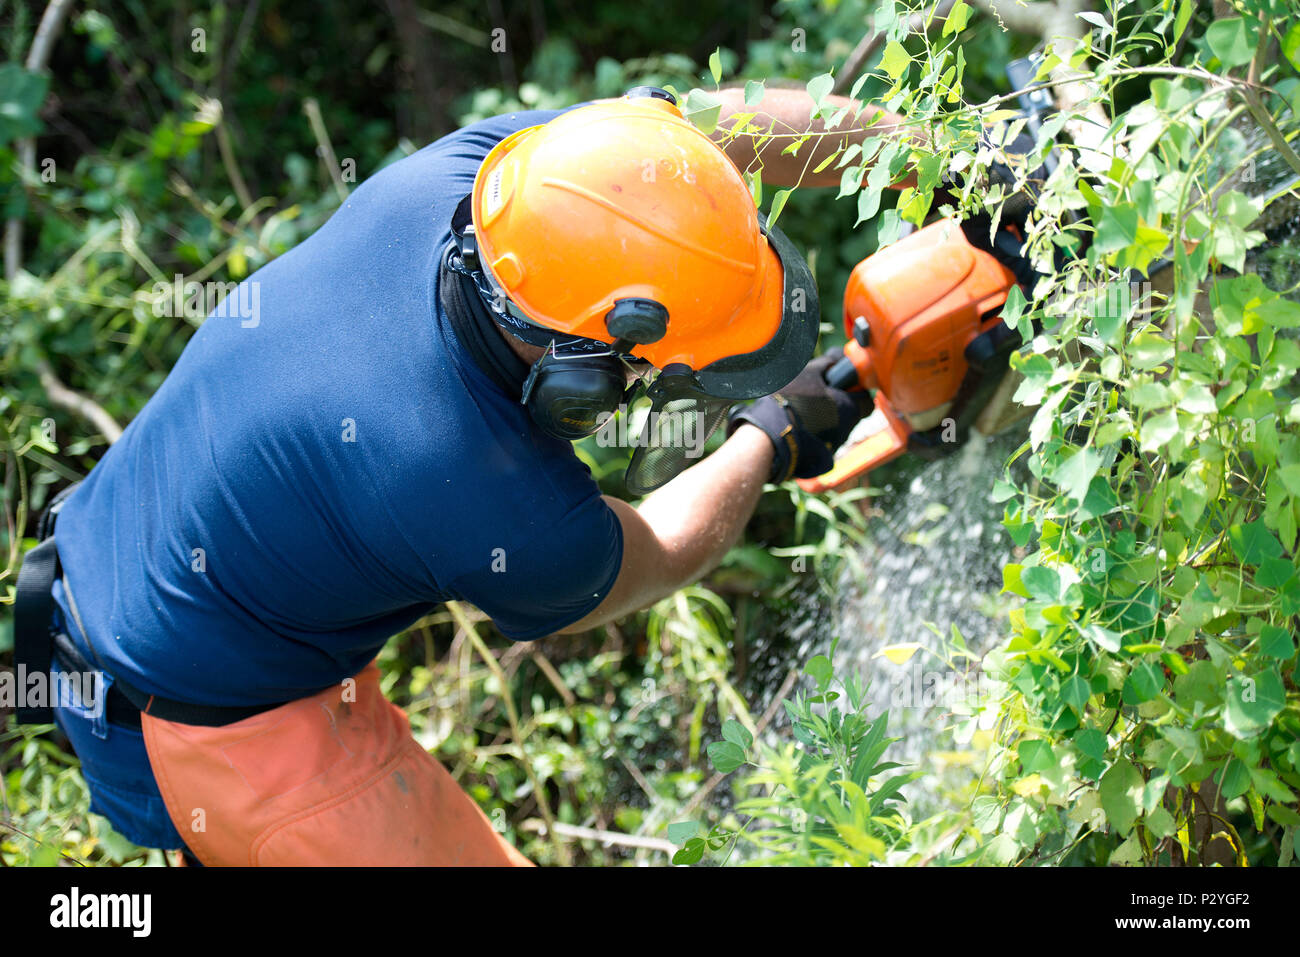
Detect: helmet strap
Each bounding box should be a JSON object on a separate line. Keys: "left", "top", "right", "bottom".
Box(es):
{"left": 439, "top": 242, "right": 531, "bottom": 398}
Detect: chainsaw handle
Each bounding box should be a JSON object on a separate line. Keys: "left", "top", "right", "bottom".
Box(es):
{"left": 824, "top": 353, "right": 862, "bottom": 391}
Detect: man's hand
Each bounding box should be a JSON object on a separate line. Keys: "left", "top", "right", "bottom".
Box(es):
{"left": 555, "top": 423, "right": 774, "bottom": 634}
{"left": 727, "top": 354, "right": 873, "bottom": 482}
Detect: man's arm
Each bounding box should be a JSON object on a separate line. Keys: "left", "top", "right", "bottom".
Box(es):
{"left": 555, "top": 423, "right": 773, "bottom": 633}
{"left": 711, "top": 85, "right": 921, "bottom": 189}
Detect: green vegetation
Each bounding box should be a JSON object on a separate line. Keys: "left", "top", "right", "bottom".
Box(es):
{"left": 671, "top": 0, "right": 1300, "bottom": 867}
{"left": 4, "top": 0, "right": 1299, "bottom": 866}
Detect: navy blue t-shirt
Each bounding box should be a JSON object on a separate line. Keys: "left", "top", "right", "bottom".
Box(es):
{"left": 52, "top": 108, "right": 623, "bottom": 707}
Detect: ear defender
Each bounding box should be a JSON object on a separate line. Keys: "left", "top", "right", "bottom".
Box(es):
{"left": 519, "top": 298, "right": 669, "bottom": 442}
{"left": 520, "top": 350, "right": 630, "bottom": 440}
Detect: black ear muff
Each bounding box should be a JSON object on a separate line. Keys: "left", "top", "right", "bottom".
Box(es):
{"left": 521, "top": 350, "right": 629, "bottom": 440}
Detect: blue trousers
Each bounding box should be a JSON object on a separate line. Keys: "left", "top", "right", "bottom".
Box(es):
{"left": 49, "top": 588, "right": 185, "bottom": 852}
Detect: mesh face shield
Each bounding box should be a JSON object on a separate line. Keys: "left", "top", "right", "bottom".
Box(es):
{"left": 622, "top": 368, "right": 736, "bottom": 496}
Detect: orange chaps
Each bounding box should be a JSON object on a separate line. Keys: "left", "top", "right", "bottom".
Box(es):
{"left": 141, "top": 662, "right": 532, "bottom": 866}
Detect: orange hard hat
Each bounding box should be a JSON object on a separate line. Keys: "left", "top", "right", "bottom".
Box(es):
{"left": 466, "top": 88, "right": 818, "bottom": 399}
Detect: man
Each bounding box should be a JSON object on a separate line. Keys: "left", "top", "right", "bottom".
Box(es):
{"left": 18, "top": 84, "right": 896, "bottom": 865}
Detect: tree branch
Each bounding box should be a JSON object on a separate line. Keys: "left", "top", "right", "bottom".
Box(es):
{"left": 5, "top": 0, "right": 77, "bottom": 282}
{"left": 35, "top": 359, "right": 123, "bottom": 444}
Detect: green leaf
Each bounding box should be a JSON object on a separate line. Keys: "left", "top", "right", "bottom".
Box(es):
{"left": 1228, "top": 520, "right": 1283, "bottom": 566}
{"left": 1250, "top": 767, "right": 1297, "bottom": 804}
{"left": 1216, "top": 190, "right": 1260, "bottom": 231}
{"left": 1129, "top": 330, "right": 1173, "bottom": 370}
{"left": 706, "top": 740, "right": 747, "bottom": 773}
{"left": 1139, "top": 408, "right": 1179, "bottom": 453}
{"left": 672, "top": 837, "right": 705, "bottom": 865}
{"left": 806, "top": 73, "right": 834, "bottom": 112}
{"left": 1002, "top": 563, "right": 1031, "bottom": 598}
{"left": 1077, "top": 10, "right": 1112, "bottom": 33}
{"left": 1217, "top": 757, "right": 1251, "bottom": 800}
{"left": 1211, "top": 273, "right": 1270, "bottom": 335}
{"left": 1283, "top": 21, "right": 1300, "bottom": 72}
{"left": 879, "top": 41, "right": 911, "bottom": 81}
{"left": 804, "top": 654, "right": 834, "bottom": 688}
{"left": 683, "top": 89, "right": 722, "bottom": 134}
{"left": 1259, "top": 625, "right": 1296, "bottom": 659}
{"left": 837, "top": 164, "right": 865, "bottom": 199}
{"left": 1258, "top": 297, "right": 1300, "bottom": 328}
{"left": 1001, "top": 284, "right": 1030, "bottom": 342}
{"left": 1100, "top": 759, "right": 1143, "bottom": 835}
{"left": 1173, "top": 0, "right": 1194, "bottom": 43}
{"left": 0, "top": 64, "right": 50, "bottom": 146}
{"left": 971, "top": 795, "right": 1001, "bottom": 832}
{"left": 1074, "top": 727, "right": 1107, "bottom": 762}
{"left": 1256, "top": 557, "right": 1296, "bottom": 589}
{"left": 1021, "top": 565, "right": 1062, "bottom": 602}
{"left": 1094, "top": 203, "right": 1138, "bottom": 254}
{"left": 1268, "top": 805, "right": 1300, "bottom": 829}
{"left": 1018, "top": 739, "right": 1054, "bottom": 773}
{"left": 1130, "top": 381, "right": 1172, "bottom": 410}
{"left": 1146, "top": 806, "right": 1176, "bottom": 839}
{"left": 1174, "top": 659, "right": 1222, "bottom": 710}
{"left": 1092, "top": 292, "right": 1129, "bottom": 347}
{"left": 1122, "top": 661, "right": 1163, "bottom": 705}
{"left": 1206, "top": 17, "right": 1256, "bottom": 69}
{"left": 942, "top": 1, "right": 971, "bottom": 37}
{"left": 743, "top": 79, "right": 765, "bottom": 107}
{"left": 856, "top": 182, "right": 882, "bottom": 225}
{"left": 1124, "top": 642, "right": 1163, "bottom": 655}
{"left": 1280, "top": 465, "right": 1300, "bottom": 498}
{"left": 1224, "top": 668, "right": 1286, "bottom": 739}
{"left": 1083, "top": 623, "right": 1122, "bottom": 653}
{"left": 1178, "top": 384, "right": 1217, "bottom": 415}
{"left": 767, "top": 187, "right": 792, "bottom": 229}
{"left": 667, "top": 820, "right": 700, "bottom": 844}
{"left": 1061, "top": 673, "right": 1091, "bottom": 713}
{"left": 720, "top": 718, "right": 753, "bottom": 750}
{"left": 1054, "top": 447, "right": 1103, "bottom": 503}
{"left": 1077, "top": 473, "right": 1120, "bottom": 520}
{"left": 708, "top": 49, "right": 722, "bottom": 84}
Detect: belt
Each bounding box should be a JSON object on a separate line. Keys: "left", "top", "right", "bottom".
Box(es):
{"left": 51, "top": 630, "right": 144, "bottom": 730}
{"left": 13, "top": 482, "right": 288, "bottom": 729}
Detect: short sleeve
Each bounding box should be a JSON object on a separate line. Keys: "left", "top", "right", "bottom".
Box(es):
{"left": 448, "top": 493, "right": 624, "bottom": 640}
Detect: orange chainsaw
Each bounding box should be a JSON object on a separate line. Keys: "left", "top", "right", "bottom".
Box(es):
{"left": 797, "top": 217, "right": 1027, "bottom": 493}
{"left": 799, "top": 56, "right": 1059, "bottom": 495}
{"left": 795, "top": 217, "right": 1029, "bottom": 494}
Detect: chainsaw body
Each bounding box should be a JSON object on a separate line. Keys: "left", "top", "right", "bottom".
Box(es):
{"left": 798, "top": 217, "right": 1023, "bottom": 494}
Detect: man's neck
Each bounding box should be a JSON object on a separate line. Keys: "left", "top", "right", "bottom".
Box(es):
{"left": 500, "top": 330, "right": 546, "bottom": 366}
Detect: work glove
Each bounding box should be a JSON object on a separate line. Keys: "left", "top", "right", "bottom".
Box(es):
{"left": 960, "top": 210, "right": 1040, "bottom": 292}
{"left": 940, "top": 122, "right": 1047, "bottom": 234}
{"left": 727, "top": 353, "right": 872, "bottom": 483}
